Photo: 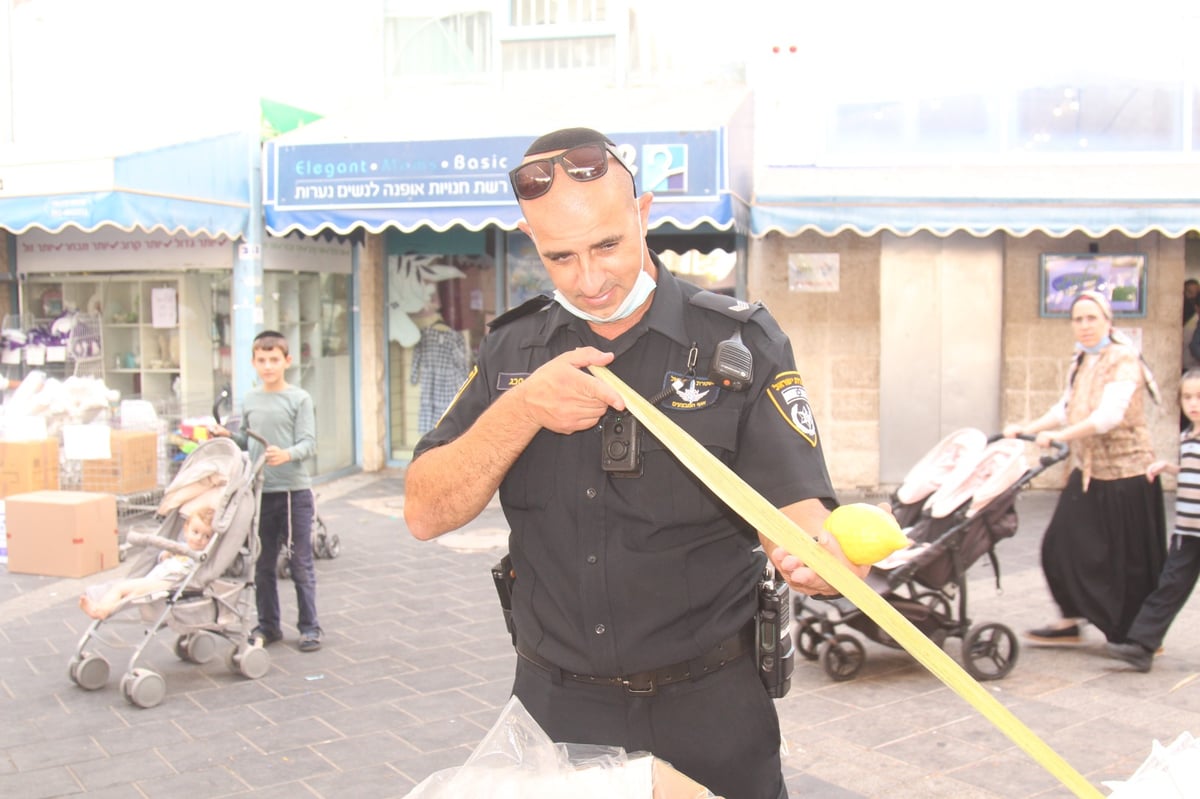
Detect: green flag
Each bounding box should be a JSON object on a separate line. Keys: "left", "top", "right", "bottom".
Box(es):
{"left": 260, "top": 98, "right": 324, "bottom": 140}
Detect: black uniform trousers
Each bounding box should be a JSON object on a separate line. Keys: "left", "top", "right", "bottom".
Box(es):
{"left": 1126, "top": 534, "right": 1200, "bottom": 652}
{"left": 513, "top": 653, "right": 787, "bottom": 799}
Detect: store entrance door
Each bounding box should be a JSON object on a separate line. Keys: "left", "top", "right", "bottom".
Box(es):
{"left": 878, "top": 231, "right": 1004, "bottom": 484}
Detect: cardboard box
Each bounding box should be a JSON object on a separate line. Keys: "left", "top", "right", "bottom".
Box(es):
{"left": 653, "top": 759, "right": 722, "bottom": 798}
{"left": 0, "top": 439, "right": 60, "bottom": 498}
{"left": 81, "top": 429, "right": 158, "bottom": 494}
{"left": 5, "top": 490, "right": 118, "bottom": 577}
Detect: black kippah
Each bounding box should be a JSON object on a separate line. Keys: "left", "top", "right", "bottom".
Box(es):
{"left": 523, "top": 127, "right": 614, "bottom": 156}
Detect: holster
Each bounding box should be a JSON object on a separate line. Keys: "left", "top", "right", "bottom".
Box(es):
{"left": 491, "top": 553, "right": 517, "bottom": 645}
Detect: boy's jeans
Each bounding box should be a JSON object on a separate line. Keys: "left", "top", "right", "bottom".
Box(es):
{"left": 255, "top": 489, "right": 319, "bottom": 635}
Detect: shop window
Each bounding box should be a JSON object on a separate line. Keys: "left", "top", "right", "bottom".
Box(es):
{"left": 387, "top": 252, "right": 495, "bottom": 460}
{"left": 262, "top": 271, "right": 355, "bottom": 475}
{"left": 1016, "top": 84, "right": 1180, "bottom": 151}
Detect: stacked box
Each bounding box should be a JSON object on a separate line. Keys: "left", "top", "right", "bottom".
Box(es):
{"left": 5, "top": 490, "right": 118, "bottom": 577}
{"left": 0, "top": 439, "right": 60, "bottom": 498}
{"left": 81, "top": 429, "right": 158, "bottom": 494}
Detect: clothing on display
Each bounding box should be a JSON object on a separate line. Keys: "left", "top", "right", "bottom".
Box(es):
{"left": 410, "top": 320, "right": 471, "bottom": 435}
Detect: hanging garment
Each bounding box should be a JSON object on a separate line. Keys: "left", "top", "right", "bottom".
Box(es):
{"left": 410, "top": 324, "right": 471, "bottom": 435}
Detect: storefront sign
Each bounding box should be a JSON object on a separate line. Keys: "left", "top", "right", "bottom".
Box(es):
{"left": 263, "top": 236, "right": 352, "bottom": 274}
{"left": 16, "top": 228, "right": 235, "bottom": 274}
{"left": 268, "top": 131, "right": 722, "bottom": 213}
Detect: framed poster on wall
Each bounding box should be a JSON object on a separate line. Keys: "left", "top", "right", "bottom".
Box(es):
{"left": 1039, "top": 253, "right": 1147, "bottom": 318}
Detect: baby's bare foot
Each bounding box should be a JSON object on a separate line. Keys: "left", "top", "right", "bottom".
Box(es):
{"left": 79, "top": 595, "right": 108, "bottom": 620}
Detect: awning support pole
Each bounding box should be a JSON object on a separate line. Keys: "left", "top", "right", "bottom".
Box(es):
{"left": 232, "top": 118, "right": 264, "bottom": 406}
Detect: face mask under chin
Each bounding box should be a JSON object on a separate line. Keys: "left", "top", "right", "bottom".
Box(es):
{"left": 554, "top": 268, "right": 656, "bottom": 324}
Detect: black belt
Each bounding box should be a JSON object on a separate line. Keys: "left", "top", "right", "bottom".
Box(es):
{"left": 515, "top": 623, "right": 754, "bottom": 696}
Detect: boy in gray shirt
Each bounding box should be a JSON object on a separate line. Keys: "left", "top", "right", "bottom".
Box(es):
{"left": 211, "top": 330, "right": 322, "bottom": 651}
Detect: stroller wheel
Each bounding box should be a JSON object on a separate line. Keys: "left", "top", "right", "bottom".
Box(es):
{"left": 238, "top": 646, "right": 271, "bottom": 680}
{"left": 184, "top": 632, "right": 218, "bottom": 664}
{"left": 313, "top": 517, "right": 329, "bottom": 558}
{"left": 278, "top": 552, "right": 292, "bottom": 580}
{"left": 70, "top": 653, "right": 110, "bottom": 691}
{"left": 795, "top": 617, "right": 823, "bottom": 661}
{"left": 914, "top": 591, "right": 953, "bottom": 621}
{"left": 963, "top": 622, "right": 1019, "bottom": 681}
{"left": 121, "top": 668, "right": 166, "bottom": 709}
{"left": 324, "top": 533, "right": 341, "bottom": 559}
{"left": 226, "top": 642, "right": 271, "bottom": 679}
{"left": 820, "top": 634, "right": 866, "bottom": 682}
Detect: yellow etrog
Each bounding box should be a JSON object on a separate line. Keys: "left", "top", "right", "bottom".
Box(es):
{"left": 823, "top": 503, "right": 910, "bottom": 566}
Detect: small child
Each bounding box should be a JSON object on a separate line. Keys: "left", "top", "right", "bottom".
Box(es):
{"left": 79, "top": 506, "right": 216, "bottom": 620}
{"left": 209, "top": 330, "right": 322, "bottom": 651}
{"left": 1107, "top": 368, "right": 1200, "bottom": 672}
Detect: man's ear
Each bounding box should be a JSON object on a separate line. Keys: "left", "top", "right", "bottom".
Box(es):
{"left": 517, "top": 219, "right": 532, "bottom": 238}
{"left": 637, "top": 191, "right": 653, "bottom": 227}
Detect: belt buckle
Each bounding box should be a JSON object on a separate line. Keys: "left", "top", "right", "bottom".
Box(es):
{"left": 621, "top": 674, "right": 657, "bottom": 695}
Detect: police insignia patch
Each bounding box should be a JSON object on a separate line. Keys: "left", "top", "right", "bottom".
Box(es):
{"left": 767, "top": 371, "right": 818, "bottom": 445}
{"left": 660, "top": 371, "right": 719, "bottom": 411}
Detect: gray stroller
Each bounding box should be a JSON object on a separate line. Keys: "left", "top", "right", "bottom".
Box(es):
{"left": 68, "top": 436, "right": 269, "bottom": 708}
{"left": 794, "top": 431, "right": 1069, "bottom": 682}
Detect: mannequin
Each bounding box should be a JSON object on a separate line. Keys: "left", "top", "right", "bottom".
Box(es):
{"left": 409, "top": 309, "right": 471, "bottom": 435}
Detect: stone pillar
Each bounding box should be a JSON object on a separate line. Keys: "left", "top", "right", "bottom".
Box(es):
{"left": 358, "top": 234, "right": 387, "bottom": 472}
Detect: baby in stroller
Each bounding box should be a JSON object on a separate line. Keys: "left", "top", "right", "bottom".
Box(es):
{"left": 68, "top": 436, "right": 271, "bottom": 709}
{"left": 79, "top": 506, "right": 216, "bottom": 620}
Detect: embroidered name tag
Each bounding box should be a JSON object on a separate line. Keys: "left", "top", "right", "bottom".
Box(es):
{"left": 767, "top": 371, "right": 818, "bottom": 445}
{"left": 497, "top": 372, "right": 529, "bottom": 391}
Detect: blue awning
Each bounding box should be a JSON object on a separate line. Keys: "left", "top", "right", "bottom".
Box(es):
{"left": 262, "top": 88, "right": 753, "bottom": 237}
{"left": 751, "top": 196, "right": 1200, "bottom": 239}
{"left": 0, "top": 132, "right": 253, "bottom": 237}
{"left": 264, "top": 193, "right": 741, "bottom": 236}
{"left": 750, "top": 163, "right": 1200, "bottom": 238}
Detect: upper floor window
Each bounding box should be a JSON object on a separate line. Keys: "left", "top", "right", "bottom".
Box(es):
{"left": 509, "top": 0, "right": 608, "bottom": 26}
{"left": 384, "top": 11, "right": 492, "bottom": 80}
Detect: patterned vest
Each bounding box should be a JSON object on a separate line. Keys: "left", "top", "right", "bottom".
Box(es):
{"left": 1067, "top": 343, "right": 1154, "bottom": 488}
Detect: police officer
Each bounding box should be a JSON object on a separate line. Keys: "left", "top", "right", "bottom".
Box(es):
{"left": 403, "top": 127, "right": 868, "bottom": 799}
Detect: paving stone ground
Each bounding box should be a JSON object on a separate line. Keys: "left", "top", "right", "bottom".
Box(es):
{"left": 1, "top": 472, "right": 1196, "bottom": 798}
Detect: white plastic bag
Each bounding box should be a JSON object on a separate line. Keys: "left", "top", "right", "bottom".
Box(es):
{"left": 1103, "top": 731, "right": 1200, "bottom": 798}
{"left": 402, "top": 696, "right": 715, "bottom": 799}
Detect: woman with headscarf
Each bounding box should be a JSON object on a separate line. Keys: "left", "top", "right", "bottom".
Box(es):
{"left": 1004, "top": 290, "right": 1166, "bottom": 646}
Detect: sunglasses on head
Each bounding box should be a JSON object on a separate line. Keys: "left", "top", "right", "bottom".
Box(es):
{"left": 508, "top": 142, "right": 633, "bottom": 201}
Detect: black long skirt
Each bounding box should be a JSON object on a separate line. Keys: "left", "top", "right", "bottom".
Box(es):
{"left": 1041, "top": 469, "right": 1167, "bottom": 642}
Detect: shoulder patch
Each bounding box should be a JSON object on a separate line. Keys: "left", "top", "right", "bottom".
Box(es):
{"left": 488, "top": 295, "right": 554, "bottom": 330}
{"left": 767, "top": 371, "right": 818, "bottom": 446}
{"left": 688, "top": 291, "right": 762, "bottom": 323}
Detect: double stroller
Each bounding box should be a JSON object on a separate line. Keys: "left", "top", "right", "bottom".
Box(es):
{"left": 68, "top": 435, "right": 269, "bottom": 708}
{"left": 795, "top": 429, "right": 1068, "bottom": 682}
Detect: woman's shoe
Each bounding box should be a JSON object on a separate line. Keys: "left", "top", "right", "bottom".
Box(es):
{"left": 1024, "top": 624, "right": 1082, "bottom": 645}
{"left": 1105, "top": 642, "right": 1153, "bottom": 673}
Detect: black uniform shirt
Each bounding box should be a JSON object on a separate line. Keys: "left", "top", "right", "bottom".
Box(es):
{"left": 413, "top": 258, "right": 835, "bottom": 676}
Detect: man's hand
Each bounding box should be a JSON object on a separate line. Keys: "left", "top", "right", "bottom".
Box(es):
{"left": 514, "top": 347, "right": 624, "bottom": 434}
{"left": 767, "top": 500, "right": 891, "bottom": 596}
{"left": 769, "top": 533, "right": 870, "bottom": 597}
